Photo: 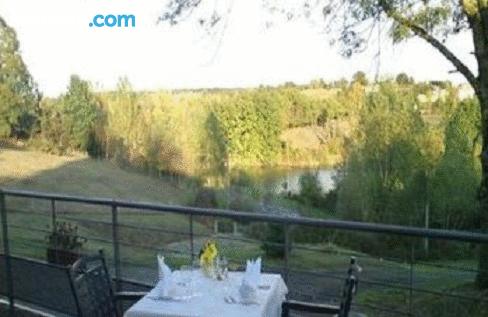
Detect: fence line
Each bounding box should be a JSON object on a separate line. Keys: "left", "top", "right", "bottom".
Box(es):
{"left": 2, "top": 188, "right": 488, "bottom": 316}
{"left": 3, "top": 188, "right": 488, "bottom": 243}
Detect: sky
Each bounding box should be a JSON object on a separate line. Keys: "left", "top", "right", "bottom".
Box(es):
{"left": 1, "top": 0, "right": 478, "bottom": 97}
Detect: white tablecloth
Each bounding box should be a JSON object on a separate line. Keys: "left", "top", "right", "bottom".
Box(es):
{"left": 124, "top": 271, "right": 288, "bottom": 317}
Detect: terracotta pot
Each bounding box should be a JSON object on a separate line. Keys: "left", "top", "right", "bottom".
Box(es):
{"left": 46, "top": 248, "right": 80, "bottom": 266}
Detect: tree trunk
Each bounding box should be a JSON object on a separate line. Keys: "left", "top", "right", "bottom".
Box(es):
{"left": 474, "top": 6, "right": 488, "bottom": 288}
{"left": 476, "top": 66, "right": 488, "bottom": 288}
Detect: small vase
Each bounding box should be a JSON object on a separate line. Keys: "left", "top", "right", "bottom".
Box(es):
{"left": 46, "top": 248, "right": 80, "bottom": 266}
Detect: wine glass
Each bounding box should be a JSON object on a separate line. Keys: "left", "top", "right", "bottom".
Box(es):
{"left": 221, "top": 256, "right": 229, "bottom": 279}
{"left": 216, "top": 256, "right": 229, "bottom": 280}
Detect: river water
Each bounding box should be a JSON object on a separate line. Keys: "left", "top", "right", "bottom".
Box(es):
{"left": 233, "top": 167, "right": 338, "bottom": 195}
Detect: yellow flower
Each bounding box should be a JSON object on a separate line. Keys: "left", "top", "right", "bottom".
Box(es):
{"left": 199, "top": 240, "right": 218, "bottom": 267}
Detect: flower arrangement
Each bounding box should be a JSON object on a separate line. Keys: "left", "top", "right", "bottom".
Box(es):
{"left": 47, "top": 221, "right": 87, "bottom": 252}
{"left": 199, "top": 240, "right": 218, "bottom": 277}
{"left": 46, "top": 221, "right": 87, "bottom": 265}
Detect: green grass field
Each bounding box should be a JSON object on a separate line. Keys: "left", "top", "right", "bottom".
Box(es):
{"left": 0, "top": 147, "right": 209, "bottom": 268}
{"left": 0, "top": 147, "right": 193, "bottom": 204}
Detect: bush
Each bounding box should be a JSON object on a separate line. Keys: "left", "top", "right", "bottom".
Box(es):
{"left": 193, "top": 187, "right": 218, "bottom": 208}
{"left": 289, "top": 172, "right": 328, "bottom": 208}
{"left": 261, "top": 223, "right": 287, "bottom": 258}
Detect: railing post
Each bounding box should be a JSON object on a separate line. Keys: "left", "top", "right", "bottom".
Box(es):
{"left": 189, "top": 214, "right": 194, "bottom": 265}
{"left": 409, "top": 245, "right": 415, "bottom": 316}
{"left": 1, "top": 191, "right": 14, "bottom": 316}
{"left": 284, "top": 224, "right": 291, "bottom": 284}
{"left": 111, "top": 202, "right": 121, "bottom": 292}
{"left": 50, "top": 199, "right": 56, "bottom": 229}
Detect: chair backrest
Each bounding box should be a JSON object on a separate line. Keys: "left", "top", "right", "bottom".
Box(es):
{"left": 69, "top": 250, "right": 117, "bottom": 317}
{"left": 281, "top": 257, "right": 360, "bottom": 317}
{"left": 0, "top": 254, "right": 79, "bottom": 315}
{"left": 338, "top": 257, "right": 360, "bottom": 317}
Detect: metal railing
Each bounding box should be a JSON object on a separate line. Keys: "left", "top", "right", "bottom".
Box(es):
{"left": 1, "top": 188, "right": 488, "bottom": 316}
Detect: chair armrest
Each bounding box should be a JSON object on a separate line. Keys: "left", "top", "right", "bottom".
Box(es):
{"left": 282, "top": 300, "right": 341, "bottom": 314}
{"left": 114, "top": 291, "right": 147, "bottom": 301}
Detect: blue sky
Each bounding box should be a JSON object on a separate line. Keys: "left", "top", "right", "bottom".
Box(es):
{"left": 1, "top": 0, "right": 477, "bottom": 96}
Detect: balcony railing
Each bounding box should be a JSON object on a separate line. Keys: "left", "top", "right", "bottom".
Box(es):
{"left": 1, "top": 188, "right": 488, "bottom": 316}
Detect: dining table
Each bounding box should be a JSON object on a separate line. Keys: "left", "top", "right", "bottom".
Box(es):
{"left": 124, "top": 269, "right": 288, "bottom": 317}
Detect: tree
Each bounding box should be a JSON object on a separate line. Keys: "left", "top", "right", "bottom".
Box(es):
{"left": 38, "top": 97, "right": 69, "bottom": 154}
{"left": 352, "top": 71, "right": 368, "bottom": 86}
{"left": 396, "top": 73, "right": 414, "bottom": 85}
{"left": 62, "top": 75, "right": 100, "bottom": 152}
{"left": 280, "top": 88, "right": 322, "bottom": 128}
{"left": 0, "top": 17, "right": 39, "bottom": 138}
{"left": 296, "top": 172, "right": 326, "bottom": 208}
{"left": 38, "top": 75, "right": 100, "bottom": 154}
{"left": 158, "top": 0, "right": 488, "bottom": 288}
{"left": 431, "top": 98, "right": 480, "bottom": 231}
{"left": 210, "top": 89, "right": 283, "bottom": 166}
{"left": 309, "top": 78, "right": 328, "bottom": 89}
{"left": 338, "top": 83, "right": 426, "bottom": 222}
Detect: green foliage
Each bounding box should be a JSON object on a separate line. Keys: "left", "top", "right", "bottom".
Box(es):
{"left": 260, "top": 223, "right": 287, "bottom": 258}
{"left": 63, "top": 75, "right": 101, "bottom": 151}
{"left": 0, "top": 17, "right": 40, "bottom": 138}
{"left": 38, "top": 75, "right": 100, "bottom": 154}
{"left": 396, "top": 73, "right": 414, "bottom": 85}
{"left": 338, "top": 83, "right": 425, "bottom": 221}
{"left": 46, "top": 221, "right": 87, "bottom": 251}
{"left": 30, "top": 77, "right": 481, "bottom": 254}
{"left": 430, "top": 99, "right": 481, "bottom": 229}
{"left": 331, "top": 0, "right": 472, "bottom": 57}
{"left": 352, "top": 71, "right": 368, "bottom": 86}
{"left": 308, "top": 78, "right": 328, "bottom": 89}
{"left": 335, "top": 82, "right": 480, "bottom": 257}
{"left": 210, "top": 89, "right": 283, "bottom": 166}
{"left": 37, "top": 98, "right": 70, "bottom": 153}
{"left": 289, "top": 172, "right": 329, "bottom": 209}
{"left": 280, "top": 88, "right": 326, "bottom": 128}
{"left": 32, "top": 77, "right": 370, "bottom": 176}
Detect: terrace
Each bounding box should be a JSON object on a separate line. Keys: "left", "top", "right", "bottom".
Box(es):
{"left": 1, "top": 189, "right": 488, "bottom": 316}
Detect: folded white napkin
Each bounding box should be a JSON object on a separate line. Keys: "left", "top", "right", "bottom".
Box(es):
{"left": 239, "top": 257, "right": 261, "bottom": 303}
{"left": 157, "top": 255, "right": 174, "bottom": 298}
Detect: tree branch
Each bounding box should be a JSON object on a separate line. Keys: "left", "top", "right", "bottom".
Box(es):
{"left": 382, "top": 6, "right": 479, "bottom": 92}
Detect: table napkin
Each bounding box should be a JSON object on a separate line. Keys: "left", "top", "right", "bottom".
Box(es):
{"left": 157, "top": 254, "right": 174, "bottom": 298}
{"left": 239, "top": 257, "right": 261, "bottom": 303}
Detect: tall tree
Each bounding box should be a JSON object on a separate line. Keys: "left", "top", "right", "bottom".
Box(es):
{"left": 158, "top": 0, "right": 488, "bottom": 287}
{"left": 396, "top": 73, "right": 414, "bottom": 85}
{"left": 352, "top": 71, "right": 368, "bottom": 86}
{"left": 62, "top": 75, "right": 100, "bottom": 152}
{"left": 0, "top": 17, "right": 39, "bottom": 138}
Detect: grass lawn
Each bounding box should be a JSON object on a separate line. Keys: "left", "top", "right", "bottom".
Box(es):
{"left": 0, "top": 148, "right": 193, "bottom": 205}
{"left": 0, "top": 147, "right": 208, "bottom": 270}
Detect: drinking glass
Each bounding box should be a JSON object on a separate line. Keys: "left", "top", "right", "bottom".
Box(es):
{"left": 179, "top": 264, "right": 198, "bottom": 298}
{"left": 179, "top": 265, "right": 193, "bottom": 287}
{"left": 221, "top": 256, "right": 229, "bottom": 278}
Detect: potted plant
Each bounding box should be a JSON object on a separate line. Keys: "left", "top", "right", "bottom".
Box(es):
{"left": 46, "top": 221, "right": 87, "bottom": 266}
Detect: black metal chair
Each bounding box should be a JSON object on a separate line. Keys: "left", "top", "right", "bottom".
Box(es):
{"left": 0, "top": 254, "right": 79, "bottom": 315}
{"left": 69, "top": 250, "right": 146, "bottom": 317}
{"left": 282, "top": 257, "right": 360, "bottom": 317}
